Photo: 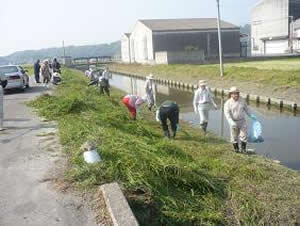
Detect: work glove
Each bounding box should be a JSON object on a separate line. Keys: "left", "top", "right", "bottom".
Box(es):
{"left": 155, "top": 110, "right": 161, "bottom": 122}
{"left": 176, "top": 124, "right": 180, "bottom": 132}
{"left": 250, "top": 114, "right": 257, "bottom": 120}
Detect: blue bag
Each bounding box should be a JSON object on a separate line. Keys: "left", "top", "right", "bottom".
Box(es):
{"left": 248, "top": 120, "right": 264, "bottom": 143}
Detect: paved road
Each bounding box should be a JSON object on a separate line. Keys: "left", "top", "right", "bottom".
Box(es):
{"left": 0, "top": 83, "right": 98, "bottom": 226}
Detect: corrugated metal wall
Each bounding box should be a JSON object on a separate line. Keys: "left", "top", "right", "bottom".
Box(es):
{"left": 152, "top": 30, "right": 240, "bottom": 59}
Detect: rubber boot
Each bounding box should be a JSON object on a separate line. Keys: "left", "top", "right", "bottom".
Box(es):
{"left": 172, "top": 130, "right": 176, "bottom": 139}
{"left": 241, "top": 142, "right": 247, "bottom": 153}
{"left": 233, "top": 143, "right": 239, "bottom": 153}
{"left": 200, "top": 122, "right": 208, "bottom": 134}
{"left": 164, "top": 130, "right": 170, "bottom": 139}
{"left": 203, "top": 122, "right": 208, "bottom": 134}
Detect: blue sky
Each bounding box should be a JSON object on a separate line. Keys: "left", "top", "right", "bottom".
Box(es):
{"left": 0, "top": 0, "right": 255, "bottom": 56}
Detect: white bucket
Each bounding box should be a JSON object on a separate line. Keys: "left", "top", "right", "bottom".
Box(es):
{"left": 83, "top": 150, "right": 101, "bottom": 163}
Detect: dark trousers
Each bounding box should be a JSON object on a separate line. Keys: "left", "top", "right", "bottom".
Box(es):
{"left": 159, "top": 104, "right": 179, "bottom": 133}
{"left": 100, "top": 85, "right": 110, "bottom": 96}
{"left": 35, "top": 73, "right": 40, "bottom": 82}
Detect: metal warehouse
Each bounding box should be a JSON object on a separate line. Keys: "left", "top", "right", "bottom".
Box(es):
{"left": 251, "top": 0, "right": 300, "bottom": 55}
{"left": 121, "top": 18, "right": 241, "bottom": 64}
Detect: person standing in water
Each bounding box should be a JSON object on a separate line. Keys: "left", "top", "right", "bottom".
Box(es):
{"left": 193, "top": 80, "right": 217, "bottom": 133}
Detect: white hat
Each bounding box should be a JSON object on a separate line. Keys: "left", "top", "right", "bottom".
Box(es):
{"left": 229, "top": 86, "right": 240, "bottom": 93}
{"left": 147, "top": 74, "right": 154, "bottom": 80}
{"left": 198, "top": 80, "right": 207, "bottom": 86}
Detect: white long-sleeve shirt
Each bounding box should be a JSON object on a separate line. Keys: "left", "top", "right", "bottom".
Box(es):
{"left": 145, "top": 79, "right": 153, "bottom": 93}
{"left": 102, "top": 70, "right": 111, "bottom": 80}
{"left": 224, "top": 98, "right": 251, "bottom": 125}
{"left": 193, "top": 87, "right": 216, "bottom": 111}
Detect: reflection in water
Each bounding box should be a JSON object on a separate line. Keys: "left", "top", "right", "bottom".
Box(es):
{"left": 111, "top": 73, "right": 300, "bottom": 171}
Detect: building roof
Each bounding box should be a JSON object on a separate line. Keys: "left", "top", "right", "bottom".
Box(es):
{"left": 294, "top": 19, "right": 300, "bottom": 30}
{"left": 139, "top": 18, "right": 239, "bottom": 32}
{"left": 124, "top": 33, "right": 131, "bottom": 38}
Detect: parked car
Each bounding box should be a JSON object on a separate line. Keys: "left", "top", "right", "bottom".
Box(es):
{"left": 0, "top": 65, "right": 30, "bottom": 91}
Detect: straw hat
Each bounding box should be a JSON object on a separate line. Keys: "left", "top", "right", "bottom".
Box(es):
{"left": 229, "top": 86, "right": 240, "bottom": 93}
{"left": 147, "top": 74, "right": 154, "bottom": 80}
{"left": 198, "top": 80, "right": 207, "bottom": 86}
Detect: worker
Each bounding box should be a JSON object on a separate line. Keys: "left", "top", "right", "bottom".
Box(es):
{"left": 145, "top": 74, "right": 156, "bottom": 111}
{"left": 40, "top": 60, "right": 51, "bottom": 87}
{"left": 33, "top": 59, "right": 41, "bottom": 83}
{"left": 193, "top": 80, "right": 217, "bottom": 133}
{"left": 156, "top": 100, "right": 179, "bottom": 139}
{"left": 122, "top": 94, "right": 146, "bottom": 120}
{"left": 102, "top": 67, "right": 111, "bottom": 80}
{"left": 52, "top": 58, "right": 61, "bottom": 73}
{"left": 98, "top": 74, "right": 110, "bottom": 96}
{"left": 224, "top": 87, "right": 256, "bottom": 153}
{"left": 0, "top": 76, "right": 8, "bottom": 131}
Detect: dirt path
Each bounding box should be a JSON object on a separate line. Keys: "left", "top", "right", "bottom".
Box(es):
{"left": 0, "top": 82, "right": 100, "bottom": 226}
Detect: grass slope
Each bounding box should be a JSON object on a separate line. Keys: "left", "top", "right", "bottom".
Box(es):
{"left": 29, "top": 68, "right": 300, "bottom": 225}
{"left": 110, "top": 58, "right": 300, "bottom": 89}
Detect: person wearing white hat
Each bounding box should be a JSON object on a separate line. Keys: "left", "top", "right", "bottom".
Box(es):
{"left": 0, "top": 76, "right": 8, "bottom": 131}
{"left": 224, "top": 87, "right": 257, "bottom": 153}
{"left": 145, "top": 74, "right": 156, "bottom": 111}
{"left": 193, "top": 80, "right": 217, "bottom": 133}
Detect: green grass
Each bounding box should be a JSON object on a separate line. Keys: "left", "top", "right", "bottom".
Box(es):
{"left": 29, "top": 67, "right": 300, "bottom": 225}
{"left": 110, "top": 58, "right": 300, "bottom": 89}
{"left": 22, "top": 64, "right": 34, "bottom": 76}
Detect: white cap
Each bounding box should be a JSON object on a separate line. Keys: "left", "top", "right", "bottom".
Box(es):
{"left": 147, "top": 74, "right": 154, "bottom": 80}
{"left": 198, "top": 80, "right": 207, "bottom": 86}
{"left": 229, "top": 86, "right": 240, "bottom": 93}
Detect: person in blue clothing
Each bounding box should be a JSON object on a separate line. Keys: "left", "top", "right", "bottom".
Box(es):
{"left": 34, "top": 59, "right": 41, "bottom": 83}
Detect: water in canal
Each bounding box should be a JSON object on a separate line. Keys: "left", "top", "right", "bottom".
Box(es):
{"left": 109, "top": 73, "right": 300, "bottom": 171}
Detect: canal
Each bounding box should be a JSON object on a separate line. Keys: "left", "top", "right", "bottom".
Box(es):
{"left": 110, "top": 73, "right": 300, "bottom": 171}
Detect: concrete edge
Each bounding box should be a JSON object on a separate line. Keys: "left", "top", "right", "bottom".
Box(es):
{"left": 110, "top": 70, "right": 299, "bottom": 111}
{"left": 100, "top": 183, "right": 139, "bottom": 226}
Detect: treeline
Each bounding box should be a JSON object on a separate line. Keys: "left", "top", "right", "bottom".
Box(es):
{"left": 0, "top": 41, "right": 121, "bottom": 65}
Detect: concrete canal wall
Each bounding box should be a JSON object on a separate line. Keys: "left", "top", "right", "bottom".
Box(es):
{"left": 111, "top": 70, "right": 298, "bottom": 112}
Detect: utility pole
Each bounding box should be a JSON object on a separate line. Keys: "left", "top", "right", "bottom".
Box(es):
{"left": 289, "top": 16, "right": 294, "bottom": 54}
{"left": 62, "top": 40, "right": 66, "bottom": 59}
{"left": 216, "top": 0, "right": 224, "bottom": 77}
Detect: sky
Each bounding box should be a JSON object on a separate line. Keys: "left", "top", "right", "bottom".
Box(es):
{"left": 0, "top": 0, "right": 256, "bottom": 56}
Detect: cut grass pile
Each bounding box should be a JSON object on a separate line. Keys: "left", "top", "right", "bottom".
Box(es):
{"left": 110, "top": 58, "right": 300, "bottom": 89}
{"left": 29, "top": 68, "right": 300, "bottom": 225}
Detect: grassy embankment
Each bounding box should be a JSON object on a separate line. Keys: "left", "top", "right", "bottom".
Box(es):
{"left": 110, "top": 58, "right": 300, "bottom": 89}
{"left": 29, "top": 68, "right": 300, "bottom": 225}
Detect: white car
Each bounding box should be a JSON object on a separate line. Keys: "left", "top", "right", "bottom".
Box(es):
{"left": 0, "top": 65, "right": 30, "bottom": 91}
